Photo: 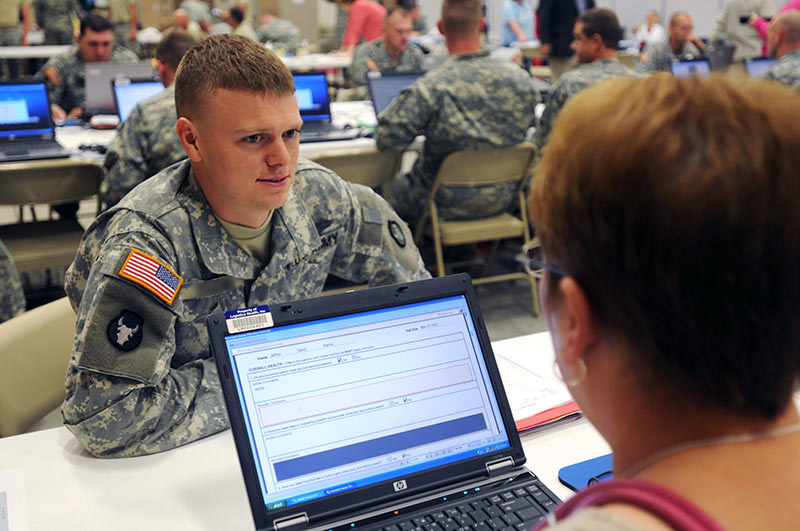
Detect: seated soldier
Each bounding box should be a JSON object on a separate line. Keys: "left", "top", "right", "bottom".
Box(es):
{"left": 63, "top": 35, "right": 430, "bottom": 458}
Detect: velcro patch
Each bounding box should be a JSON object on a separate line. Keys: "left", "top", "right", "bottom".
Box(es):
{"left": 119, "top": 249, "right": 183, "bottom": 305}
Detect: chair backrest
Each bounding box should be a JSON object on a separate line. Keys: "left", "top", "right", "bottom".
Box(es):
{"left": 0, "top": 297, "right": 75, "bottom": 437}
{"left": 430, "top": 143, "right": 536, "bottom": 193}
{"left": 309, "top": 146, "right": 400, "bottom": 190}
{"left": 0, "top": 159, "right": 105, "bottom": 206}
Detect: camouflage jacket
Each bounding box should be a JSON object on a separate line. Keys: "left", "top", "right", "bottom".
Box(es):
{"left": 375, "top": 50, "right": 540, "bottom": 221}
{"left": 33, "top": 0, "right": 82, "bottom": 45}
{"left": 350, "top": 38, "right": 425, "bottom": 91}
{"left": 63, "top": 159, "right": 430, "bottom": 457}
{"left": 102, "top": 85, "right": 186, "bottom": 207}
{"left": 39, "top": 45, "right": 139, "bottom": 112}
{"left": 640, "top": 40, "right": 703, "bottom": 73}
{"left": 535, "top": 58, "right": 638, "bottom": 149}
{"left": 762, "top": 49, "right": 800, "bottom": 92}
{"left": 0, "top": 238, "right": 25, "bottom": 323}
{"left": 256, "top": 17, "right": 301, "bottom": 53}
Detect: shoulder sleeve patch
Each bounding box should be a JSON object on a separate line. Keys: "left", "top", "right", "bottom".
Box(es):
{"left": 118, "top": 249, "right": 184, "bottom": 305}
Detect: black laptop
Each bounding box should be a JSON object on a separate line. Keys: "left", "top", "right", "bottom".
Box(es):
{"left": 366, "top": 71, "right": 423, "bottom": 116}
{"left": 111, "top": 77, "right": 164, "bottom": 123}
{"left": 0, "top": 80, "right": 70, "bottom": 162}
{"left": 293, "top": 72, "right": 362, "bottom": 143}
{"left": 207, "top": 274, "right": 561, "bottom": 531}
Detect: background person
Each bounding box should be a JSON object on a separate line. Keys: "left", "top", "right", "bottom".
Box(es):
{"left": 102, "top": 31, "right": 196, "bottom": 207}
{"left": 336, "top": 0, "right": 386, "bottom": 54}
{"left": 537, "top": 0, "right": 596, "bottom": 81}
{"left": 762, "top": 10, "right": 800, "bottom": 89}
{"left": 528, "top": 73, "right": 800, "bottom": 530}
{"left": 640, "top": 11, "right": 705, "bottom": 72}
{"left": 502, "top": 0, "right": 534, "bottom": 46}
{"left": 750, "top": 0, "right": 799, "bottom": 56}
{"left": 711, "top": 0, "right": 772, "bottom": 60}
{"left": 33, "top": 0, "right": 81, "bottom": 45}
{"left": 256, "top": 10, "right": 300, "bottom": 53}
{"left": 0, "top": 238, "right": 25, "bottom": 324}
{"left": 631, "top": 10, "right": 665, "bottom": 51}
{"left": 0, "top": 0, "right": 31, "bottom": 78}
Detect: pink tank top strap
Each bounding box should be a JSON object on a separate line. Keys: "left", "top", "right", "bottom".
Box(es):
{"left": 538, "top": 478, "right": 725, "bottom": 531}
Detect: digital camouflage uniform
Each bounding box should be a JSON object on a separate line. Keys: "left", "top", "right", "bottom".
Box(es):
{"left": 375, "top": 50, "right": 540, "bottom": 222}
{"left": 0, "top": 0, "right": 30, "bottom": 78}
{"left": 256, "top": 17, "right": 301, "bottom": 53}
{"left": 39, "top": 45, "right": 139, "bottom": 113}
{"left": 103, "top": 85, "right": 185, "bottom": 207}
{"left": 350, "top": 38, "right": 424, "bottom": 100}
{"left": 535, "top": 59, "right": 638, "bottom": 149}
{"left": 33, "top": 0, "right": 80, "bottom": 45}
{"left": 0, "top": 238, "right": 25, "bottom": 323}
{"left": 63, "top": 158, "right": 430, "bottom": 457}
{"left": 761, "top": 49, "right": 800, "bottom": 92}
{"left": 639, "top": 40, "right": 702, "bottom": 73}
{"left": 107, "top": 0, "right": 136, "bottom": 51}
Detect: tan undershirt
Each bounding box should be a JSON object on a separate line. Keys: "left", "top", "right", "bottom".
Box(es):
{"left": 216, "top": 212, "right": 274, "bottom": 265}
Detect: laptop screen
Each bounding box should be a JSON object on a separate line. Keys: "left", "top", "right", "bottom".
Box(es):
{"left": 113, "top": 79, "right": 164, "bottom": 123}
{"left": 293, "top": 72, "right": 331, "bottom": 123}
{"left": 368, "top": 72, "right": 423, "bottom": 115}
{"left": 670, "top": 59, "right": 711, "bottom": 78}
{"left": 0, "top": 82, "right": 55, "bottom": 139}
{"left": 745, "top": 57, "right": 776, "bottom": 77}
{"left": 222, "top": 294, "right": 511, "bottom": 513}
{"left": 85, "top": 62, "right": 156, "bottom": 114}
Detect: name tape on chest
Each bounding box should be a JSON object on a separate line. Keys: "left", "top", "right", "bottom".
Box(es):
{"left": 225, "top": 305, "right": 274, "bottom": 334}
{"left": 119, "top": 249, "right": 184, "bottom": 305}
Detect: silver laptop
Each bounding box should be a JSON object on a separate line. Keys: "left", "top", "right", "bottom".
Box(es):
{"left": 84, "top": 61, "right": 155, "bottom": 115}
{"left": 366, "top": 71, "right": 423, "bottom": 116}
{"left": 207, "top": 274, "right": 561, "bottom": 531}
{"left": 0, "top": 80, "right": 70, "bottom": 162}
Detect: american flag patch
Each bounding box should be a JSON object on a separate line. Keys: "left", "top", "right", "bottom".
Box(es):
{"left": 119, "top": 249, "right": 184, "bottom": 305}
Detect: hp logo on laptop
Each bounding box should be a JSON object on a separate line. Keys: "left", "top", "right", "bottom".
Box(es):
{"left": 393, "top": 480, "right": 408, "bottom": 492}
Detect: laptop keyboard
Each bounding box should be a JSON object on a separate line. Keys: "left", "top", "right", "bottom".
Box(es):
{"left": 0, "top": 139, "right": 62, "bottom": 155}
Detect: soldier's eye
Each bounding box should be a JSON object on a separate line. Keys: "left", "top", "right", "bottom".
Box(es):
{"left": 244, "top": 134, "right": 263, "bottom": 144}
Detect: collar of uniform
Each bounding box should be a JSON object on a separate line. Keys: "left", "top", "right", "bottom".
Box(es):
{"left": 177, "top": 168, "right": 264, "bottom": 279}
{"left": 451, "top": 50, "right": 491, "bottom": 62}
{"left": 269, "top": 180, "right": 323, "bottom": 267}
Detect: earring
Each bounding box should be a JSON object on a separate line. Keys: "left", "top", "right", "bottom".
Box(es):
{"left": 553, "top": 350, "right": 587, "bottom": 387}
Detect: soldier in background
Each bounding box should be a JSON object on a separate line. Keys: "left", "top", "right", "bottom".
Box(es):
{"left": 762, "top": 10, "right": 800, "bottom": 90}
{"left": 349, "top": 7, "right": 423, "bottom": 99}
{"left": 33, "top": 0, "right": 82, "bottom": 45}
{"left": 256, "top": 10, "right": 300, "bottom": 53}
{"left": 39, "top": 13, "right": 138, "bottom": 122}
{"left": 62, "top": 35, "right": 429, "bottom": 458}
{"left": 107, "top": 0, "right": 138, "bottom": 54}
{"left": 535, "top": 8, "right": 638, "bottom": 150}
{"left": 102, "top": 31, "right": 196, "bottom": 207}
{"left": 0, "top": 239, "right": 25, "bottom": 324}
{"left": 640, "top": 11, "right": 706, "bottom": 72}
{"left": 0, "top": 0, "right": 32, "bottom": 78}
{"left": 168, "top": 8, "right": 205, "bottom": 42}
{"left": 375, "top": 0, "right": 540, "bottom": 223}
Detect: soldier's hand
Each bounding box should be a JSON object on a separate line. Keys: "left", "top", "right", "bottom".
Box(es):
{"left": 51, "top": 104, "right": 66, "bottom": 123}
{"left": 366, "top": 59, "right": 378, "bottom": 71}
{"left": 67, "top": 107, "right": 83, "bottom": 119}
{"left": 539, "top": 43, "right": 551, "bottom": 56}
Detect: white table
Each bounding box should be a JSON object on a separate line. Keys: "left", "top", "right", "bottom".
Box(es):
{"left": 282, "top": 53, "right": 353, "bottom": 71}
{"left": 0, "top": 45, "right": 70, "bottom": 60}
{"left": 0, "top": 332, "right": 609, "bottom": 531}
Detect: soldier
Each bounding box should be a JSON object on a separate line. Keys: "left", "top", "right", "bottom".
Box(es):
{"left": 0, "top": 239, "right": 25, "bottom": 324}
{"left": 0, "top": 0, "right": 31, "bottom": 78}
{"left": 167, "top": 8, "right": 205, "bottom": 42}
{"left": 349, "top": 7, "right": 423, "bottom": 100}
{"left": 535, "top": 8, "right": 638, "bottom": 150}
{"left": 256, "top": 10, "right": 301, "bottom": 53}
{"left": 227, "top": 6, "right": 257, "bottom": 41}
{"left": 762, "top": 10, "right": 800, "bottom": 91}
{"left": 640, "top": 12, "right": 706, "bottom": 73}
{"left": 107, "top": 0, "right": 137, "bottom": 52}
{"left": 62, "top": 34, "right": 430, "bottom": 458}
{"left": 102, "top": 31, "right": 196, "bottom": 207}
{"left": 38, "top": 13, "right": 138, "bottom": 122}
{"left": 33, "top": 0, "right": 80, "bottom": 45}
{"left": 375, "top": 0, "right": 540, "bottom": 224}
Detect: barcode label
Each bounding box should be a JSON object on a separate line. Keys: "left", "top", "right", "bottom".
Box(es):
{"left": 226, "top": 312, "right": 274, "bottom": 334}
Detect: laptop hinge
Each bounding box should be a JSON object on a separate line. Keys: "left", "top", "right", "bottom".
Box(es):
{"left": 485, "top": 457, "right": 515, "bottom": 475}
{"left": 274, "top": 513, "right": 309, "bottom": 531}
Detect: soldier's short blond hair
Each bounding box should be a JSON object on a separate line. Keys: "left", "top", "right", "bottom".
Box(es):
{"left": 441, "top": 0, "right": 482, "bottom": 39}
{"left": 174, "top": 34, "right": 295, "bottom": 120}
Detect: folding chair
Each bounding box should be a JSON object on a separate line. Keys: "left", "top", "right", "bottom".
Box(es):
{"left": 309, "top": 146, "right": 401, "bottom": 198}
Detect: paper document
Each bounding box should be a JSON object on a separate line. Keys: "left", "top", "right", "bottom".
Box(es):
{"left": 0, "top": 470, "right": 29, "bottom": 531}
{"left": 493, "top": 333, "right": 581, "bottom": 431}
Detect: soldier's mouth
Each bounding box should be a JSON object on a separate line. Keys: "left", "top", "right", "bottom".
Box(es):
{"left": 257, "top": 175, "right": 290, "bottom": 185}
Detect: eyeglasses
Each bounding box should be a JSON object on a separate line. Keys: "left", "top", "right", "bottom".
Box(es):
{"left": 515, "top": 239, "right": 569, "bottom": 279}
{"left": 587, "top": 470, "right": 613, "bottom": 486}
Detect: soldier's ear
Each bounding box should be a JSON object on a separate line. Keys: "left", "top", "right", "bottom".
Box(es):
{"left": 176, "top": 117, "right": 203, "bottom": 163}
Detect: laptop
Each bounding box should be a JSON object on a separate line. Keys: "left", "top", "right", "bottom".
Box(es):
{"left": 670, "top": 58, "right": 711, "bottom": 78}
{"left": 0, "top": 80, "right": 70, "bottom": 162}
{"left": 706, "top": 44, "right": 736, "bottom": 71}
{"left": 207, "top": 274, "right": 562, "bottom": 531}
{"left": 744, "top": 57, "right": 777, "bottom": 77}
{"left": 112, "top": 77, "right": 164, "bottom": 123}
{"left": 84, "top": 61, "right": 155, "bottom": 115}
{"left": 293, "top": 72, "right": 361, "bottom": 143}
{"left": 366, "top": 71, "right": 423, "bottom": 116}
